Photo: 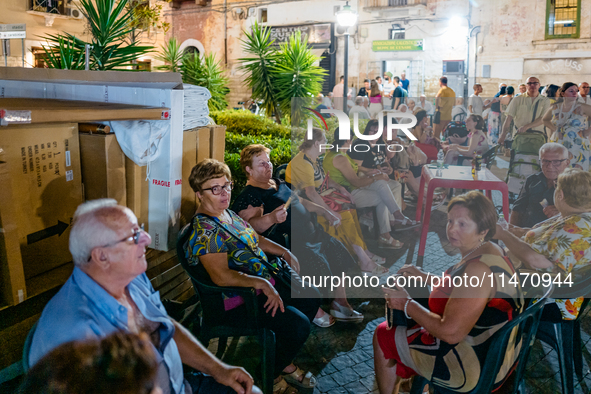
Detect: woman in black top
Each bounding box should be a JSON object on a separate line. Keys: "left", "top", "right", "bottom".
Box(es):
{"left": 232, "top": 144, "right": 365, "bottom": 327}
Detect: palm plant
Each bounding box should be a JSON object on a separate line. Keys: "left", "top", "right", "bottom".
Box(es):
{"left": 41, "top": 35, "right": 86, "bottom": 70}
{"left": 155, "top": 37, "right": 184, "bottom": 72}
{"left": 273, "top": 31, "right": 326, "bottom": 124}
{"left": 181, "top": 52, "right": 230, "bottom": 111}
{"left": 239, "top": 21, "right": 282, "bottom": 123}
{"left": 41, "top": 0, "right": 153, "bottom": 70}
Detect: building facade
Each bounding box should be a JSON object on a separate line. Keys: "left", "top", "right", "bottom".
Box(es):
{"left": 169, "top": 0, "right": 590, "bottom": 106}
{"left": 3, "top": 0, "right": 169, "bottom": 70}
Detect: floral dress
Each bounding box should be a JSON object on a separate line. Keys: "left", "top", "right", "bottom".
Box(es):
{"left": 549, "top": 102, "right": 590, "bottom": 171}
{"left": 524, "top": 213, "right": 591, "bottom": 319}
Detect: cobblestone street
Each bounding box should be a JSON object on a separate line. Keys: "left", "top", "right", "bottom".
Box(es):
{"left": 217, "top": 158, "right": 591, "bottom": 394}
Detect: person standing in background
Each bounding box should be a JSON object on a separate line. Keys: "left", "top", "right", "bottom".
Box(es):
{"left": 358, "top": 79, "right": 370, "bottom": 97}
{"left": 400, "top": 71, "right": 409, "bottom": 92}
{"left": 578, "top": 82, "right": 591, "bottom": 105}
{"left": 434, "top": 76, "right": 456, "bottom": 139}
{"left": 468, "top": 83, "right": 484, "bottom": 116}
{"left": 516, "top": 84, "right": 527, "bottom": 97}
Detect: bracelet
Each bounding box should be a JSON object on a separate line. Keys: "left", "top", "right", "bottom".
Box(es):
{"left": 404, "top": 298, "right": 413, "bottom": 319}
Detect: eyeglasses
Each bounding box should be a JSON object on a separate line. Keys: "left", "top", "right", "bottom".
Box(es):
{"left": 541, "top": 159, "right": 568, "bottom": 167}
{"left": 87, "top": 224, "right": 145, "bottom": 261}
{"left": 526, "top": 82, "right": 540, "bottom": 85}
{"left": 202, "top": 182, "right": 233, "bottom": 195}
{"left": 582, "top": 86, "right": 590, "bottom": 89}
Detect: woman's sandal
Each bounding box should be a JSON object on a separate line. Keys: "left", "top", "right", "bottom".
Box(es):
{"left": 282, "top": 367, "right": 317, "bottom": 389}
{"left": 378, "top": 236, "right": 404, "bottom": 249}
{"left": 330, "top": 301, "right": 364, "bottom": 322}
{"left": 392, "top": 216, "right": 419, "bottom": 227}
{"left": 273, "top": 378, "right": 299, "bottom": 394}
{"left": 361, "top": 264, "right": 390, "bottom": 277}
{"left": 312, "top": 312, "right": 335, "bottom": 328}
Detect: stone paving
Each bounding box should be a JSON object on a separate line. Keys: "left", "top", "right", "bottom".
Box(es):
{"left": 216, "top": 157, "right": 591, "bottom": 394}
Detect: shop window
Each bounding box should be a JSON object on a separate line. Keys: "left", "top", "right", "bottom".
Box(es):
{"left": 32, "top": 46, "right": 50, "bottom": 68}
{"left": 546, "top": 0, "right": 580, "bottom": 39}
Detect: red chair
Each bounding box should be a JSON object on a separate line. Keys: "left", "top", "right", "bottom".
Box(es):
{"left": 415, "top": 142, "right": 438, "bottom": 163}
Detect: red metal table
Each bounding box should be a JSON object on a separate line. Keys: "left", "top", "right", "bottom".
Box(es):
{"left": 414, "top": 165, "right": 510, "bottom": 257}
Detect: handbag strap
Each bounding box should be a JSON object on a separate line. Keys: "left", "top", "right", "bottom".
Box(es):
{"left": 531, "top": 99, "right": 541, "bottom": 123}
{"left": 194, "top": 213, "right": 280, "bottom": 275}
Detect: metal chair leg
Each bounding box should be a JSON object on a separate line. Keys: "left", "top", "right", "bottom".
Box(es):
{"left": 261, "top": 329, "right": 275, "bottom": 394}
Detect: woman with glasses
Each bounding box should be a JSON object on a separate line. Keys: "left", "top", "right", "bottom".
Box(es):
{"left": 185, "top": 159, "right": 321, "bottom": 394}
{"left": 497, "top": 168, "right": 591, "bottom": 322}
{"left": 521, "top": 82, "right": 591, "bottom": 171}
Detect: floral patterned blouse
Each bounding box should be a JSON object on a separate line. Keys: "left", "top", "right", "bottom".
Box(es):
{"left": 185, "top": 210, "right": 277, "bottom": 310}
{"left": 524, "top": 212, "right": 591, "bottom": 319}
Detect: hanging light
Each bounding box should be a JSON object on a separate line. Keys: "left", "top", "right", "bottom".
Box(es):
{"left": 336, "top": 1, "right": 357, "bottom": 28}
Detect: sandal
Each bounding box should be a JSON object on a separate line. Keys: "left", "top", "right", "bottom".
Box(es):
{"left": 273, "top": 378, "right": 299, "bottom": 394}
{"left": 282, "top": 366, "right": 317, "bottom": 389}
{"left": 378, "top": 236, "right": 404, "bottom": 249}
{"left": 361, "top": 264, "right": 390, "bottom": 277}
{"left": 371, "top": 255, "right": 386, "bottom": 265}
{"left": 392, "top": 216, "right": 419, "bottom": 227}
{"left": 330, "top": 301, "right": 364, "bottom": 322}
{"left": 312, "top": 311, "right": 335, "bottom": 328}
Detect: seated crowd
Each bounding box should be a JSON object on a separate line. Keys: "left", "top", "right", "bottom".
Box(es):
{"left": 21, "top": 78, "right": 591, "bottom": 394}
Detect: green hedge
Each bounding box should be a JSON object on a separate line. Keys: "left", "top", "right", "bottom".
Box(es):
{"left": 211, "top": 110, "right": 291, "bottom": 139}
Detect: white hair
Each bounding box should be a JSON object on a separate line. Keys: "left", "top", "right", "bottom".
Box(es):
{"left": 69, "top": 199, "right": 122, "bottom": 267}
{"left": 398, "top": 104, "right": 408, "bottom": 112}
{"left": 355, "top": 96, "right": 364, "bottom": 105}
{"left": 539, "top": 142, "right": 568, "bottom": 159}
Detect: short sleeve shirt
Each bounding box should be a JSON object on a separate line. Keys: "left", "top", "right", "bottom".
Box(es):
{"left": 436, "top": 86, "right": 456, "bottom": 120}
{"left": 469, "top": 94, "right": 484, "bottom": 115}
{"left": 347, "top": 139, "right": 388, "bottom": 169}
{"left": 524, "top": 213, "right": 591, "bottom": 319}
{"left": 401, "top": 79, "right": 409, "bottom": 91}
{"left": 512, "top": 172, "right": 555, "bottom": 228}
{"left": 391, "top": 86, "right": 405, "bottom": 109}
{"left": 286, "top": 151, "right": 324, "bottom": 190}
{"left": 505, "top": 94, "right": 551, "bottom": 134}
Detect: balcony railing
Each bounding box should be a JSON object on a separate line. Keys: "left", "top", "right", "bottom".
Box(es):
{"left": 30, "top": 0, "right": 67, "bottom": 16}
{"left": 365, "top": 0, "right": 427, "bottom": 8}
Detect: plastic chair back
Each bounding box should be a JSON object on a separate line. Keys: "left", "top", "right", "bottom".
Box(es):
{"left": 411, "top": 283, "right": 552, "bottom": 394}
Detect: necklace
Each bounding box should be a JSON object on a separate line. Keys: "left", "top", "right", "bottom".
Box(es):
{"left": 455, "top": 241, "right": 486, "bottom": 268}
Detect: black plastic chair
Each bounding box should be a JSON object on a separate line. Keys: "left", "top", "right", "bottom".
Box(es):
{"left": 410, "top": 283, "right": 553, "bottom": 394}
{"left": 534, "top": 274, "right": 591, "bottom": 394}
{"left": 22, "top": 321, "right": 38, "bottom": 373}
{"left": 177, "top": 223, "right": 275, "bottom": 394}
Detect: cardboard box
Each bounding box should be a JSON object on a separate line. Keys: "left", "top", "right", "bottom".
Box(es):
{"left": 0, "top": 123, "right": 83, "bottom": 280}
{"left": 125, "top": 157, "right": 149, "bottom": 231}
{"left": 210, "top": 125, "right": 227, "bottom": 163}
{"left": 181, "top": 127, "right": 210, "bottom": 227}
{"left": 79, "top": 133, "right": 126, "bottom": 206}
{"left": 0, "top": 162, "right": 26, "bottom": 306}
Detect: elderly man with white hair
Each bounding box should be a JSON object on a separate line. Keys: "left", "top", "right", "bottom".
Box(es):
{"left": 416, "top": 94, "right": 434, "bottom": 115}
{"left": 349, "top": 96, "right": 371, "bottom": 119}
{"left": 28, "top": 199, "right": 257, "bottom": 394}
{"left": 510, "top": 143, "right": 570, "bottom": 228}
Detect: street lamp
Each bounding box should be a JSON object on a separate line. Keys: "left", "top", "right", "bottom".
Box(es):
{"left": 449, "top": 14, "right": 480, "bottom": 99}
{"left": 336, "top": 1, "right": 357, "bottom": 113}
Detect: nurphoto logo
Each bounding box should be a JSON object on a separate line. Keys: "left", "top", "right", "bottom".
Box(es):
{"left": 305, "top": 108, "right": 418, "bottom": 153}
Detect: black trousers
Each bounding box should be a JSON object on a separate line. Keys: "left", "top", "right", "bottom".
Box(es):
{"left": 227, "top": 279, "right": 321, "bottom": 377}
